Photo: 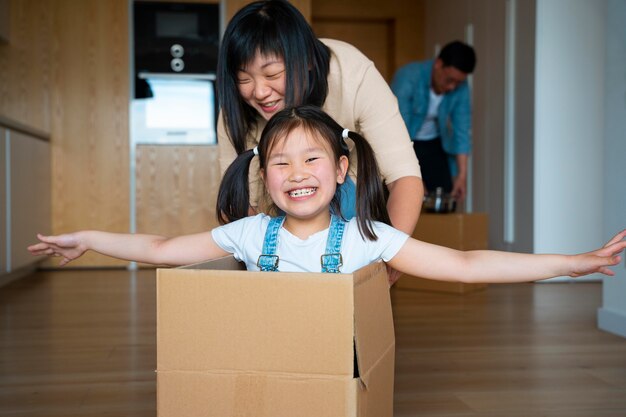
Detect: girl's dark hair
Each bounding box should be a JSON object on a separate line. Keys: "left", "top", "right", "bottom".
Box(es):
{"left": 217, "top": 105, "right": 390, "bottom": 241}
{"left": 217, "top": 0, "right": 331, "bottom": 155}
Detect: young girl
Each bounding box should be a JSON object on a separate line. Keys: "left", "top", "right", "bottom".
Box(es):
{"left": 29, "top": 106, "right": 625, "bottom": 283}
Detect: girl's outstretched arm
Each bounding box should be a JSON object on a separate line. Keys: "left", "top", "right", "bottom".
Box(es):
{"left": 27, "top": 230, "right": 231, "bottom": 267}
{"left": 388, "top": 229, "right": 626, "bottom": 283}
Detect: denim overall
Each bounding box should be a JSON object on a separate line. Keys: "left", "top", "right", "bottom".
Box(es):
{"left": 256, "top": 215, "right": 345, "bottom": 273}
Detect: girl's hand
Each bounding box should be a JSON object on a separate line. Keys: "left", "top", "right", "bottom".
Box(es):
{"left": 570, "top": 229, "right": 626, "bottom": 277}
{"left": 27, "top": 233, "right": 87, "bottom": 266}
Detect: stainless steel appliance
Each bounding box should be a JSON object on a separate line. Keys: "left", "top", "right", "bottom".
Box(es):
{"left": 133, "top": 1, "right": 219, "bottom": 78}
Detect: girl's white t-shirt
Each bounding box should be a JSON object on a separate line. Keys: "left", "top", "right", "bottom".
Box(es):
{"left": 212, "top": 214, "right": 409, "bottom": 273}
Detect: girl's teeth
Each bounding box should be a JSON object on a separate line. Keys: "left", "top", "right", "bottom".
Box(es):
{"left": 289, "top": 188, "right": 316, "bottom": 197}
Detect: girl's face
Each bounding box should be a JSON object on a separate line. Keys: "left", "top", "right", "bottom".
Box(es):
{"left": 261, "top": 127, "right": 349, "bottom": 231}
{"left": 237, "top": 51, "right": 287, "bottom": 120}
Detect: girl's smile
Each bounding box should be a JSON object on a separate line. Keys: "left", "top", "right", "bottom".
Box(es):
{"left": 288, "top": 187, "right": 317, "bottom": 199}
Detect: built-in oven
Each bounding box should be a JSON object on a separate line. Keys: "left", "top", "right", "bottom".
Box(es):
{"left": 131, "top": 1, "right": 220, "bottom": 145}
{"left": 131, "top": 72, "right": 217, "bottom": 145}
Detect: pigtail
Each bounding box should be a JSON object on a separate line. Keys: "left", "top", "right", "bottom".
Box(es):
{"left": 216, "top": 148, "right": 257, "bottom": 224}
{"left": 345, "top": 130, "right": 391, "bottom": 241}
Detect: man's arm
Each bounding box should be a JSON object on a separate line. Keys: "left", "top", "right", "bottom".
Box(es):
{"left": 447, "top": 83, "right": 472, "bottom": 201}
{"left": 451, "top": 153, "right": 468, "bottom": 201}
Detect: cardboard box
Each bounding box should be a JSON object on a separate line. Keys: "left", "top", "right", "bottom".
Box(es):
{"left": 397, "top": 213, "right": 489, "bottom": 294}
{"left": 157, "top": 256, "right": 395, "bottom": 417}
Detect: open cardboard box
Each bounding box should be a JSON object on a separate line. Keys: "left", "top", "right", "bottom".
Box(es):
{"left": 157, "top": 256, "right": 395, "bottom": 417}
{"left": 397, "top": 213, "right": 489, "bottom": 293}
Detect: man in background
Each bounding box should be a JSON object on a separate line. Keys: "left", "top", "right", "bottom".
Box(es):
{"left": 391, "top": 41, "right": 476, "bottom": 202}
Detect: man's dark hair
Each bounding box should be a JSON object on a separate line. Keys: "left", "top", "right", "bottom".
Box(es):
{"left": 438, "top": 41, "right": 476, "bottom": 74}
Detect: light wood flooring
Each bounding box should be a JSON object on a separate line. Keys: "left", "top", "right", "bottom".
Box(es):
{"left": 1, "top": 269, "right": 625, "bottom": 416}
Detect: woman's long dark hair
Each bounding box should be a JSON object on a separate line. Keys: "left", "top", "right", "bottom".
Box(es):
{"left": 216, "top": 0, "right": 331, "bottom": 155}
{"left": 217, "top": 105, "right": 390, "bottom": 241}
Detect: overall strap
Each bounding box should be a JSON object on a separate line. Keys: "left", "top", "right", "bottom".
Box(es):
{"left": 257, "top": 216, "right": 285, "bottom": 272}
{"left": 321, "top": 215, "right": 345, "bottom": 273}
{"left": 257, "top": 215, "right": 346, "bottom": 273}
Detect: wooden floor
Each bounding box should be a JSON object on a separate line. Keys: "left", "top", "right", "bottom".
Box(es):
{"left": 1, "top": 269, "right": 625, "bottom": 416}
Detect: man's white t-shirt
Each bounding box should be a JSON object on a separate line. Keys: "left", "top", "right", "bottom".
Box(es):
{"left": 212, "top": 214, "right": 409, "bottom": 273}
{"left": 415, "top": 88, "right": 444, "bottom": 140}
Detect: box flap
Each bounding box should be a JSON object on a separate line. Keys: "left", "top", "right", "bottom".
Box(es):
{"left": 179, "top": 255, "right": 246, "bottom": 271}
{"left": 157, "top": 258, "right": 356, "bottom": 377}
{"left": 352, "top": 262, "right": 395, "bottom": 388}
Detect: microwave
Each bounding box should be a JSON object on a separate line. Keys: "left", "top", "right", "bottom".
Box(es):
{"left": 133, "top": 1, "right": 220, "bottom": 81}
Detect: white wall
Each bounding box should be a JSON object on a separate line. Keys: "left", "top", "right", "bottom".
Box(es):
{"left": 598, "top": 0, "right": 626, "bottom": 338}
{"left": 534, "top": 1, "right": 605, "bottom": 265}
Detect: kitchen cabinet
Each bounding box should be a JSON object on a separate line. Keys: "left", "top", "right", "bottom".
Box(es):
{"left": 0, "top": 118, "right": 51, "bottom": 286}
{"left": 135, "top": 144, "right": 221, "bottom": 239}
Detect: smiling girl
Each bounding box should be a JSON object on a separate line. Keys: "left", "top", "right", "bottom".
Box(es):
{"left": 28, "top": 106, "right": 625, "bottom": 283}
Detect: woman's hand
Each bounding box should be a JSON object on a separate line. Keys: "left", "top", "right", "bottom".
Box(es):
{"left": 386, "top": 264, "right": 402, "bottom": 287}
{"left": 570, "top": 229, "right": 626, "bottom": 277}
{"left": 28, "top": 233, "right": 87, "bottom": 266}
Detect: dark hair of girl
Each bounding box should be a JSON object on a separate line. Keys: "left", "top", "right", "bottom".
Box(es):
{"left": 216, "top": 0, "right": 331, "bottom": 155}
{"left": 217, "top": 105, "right": 390, "bottom": 241}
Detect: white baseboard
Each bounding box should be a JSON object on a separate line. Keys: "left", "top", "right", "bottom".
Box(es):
{"left": 598, "top": 307, "right": 626, "bottom": 339}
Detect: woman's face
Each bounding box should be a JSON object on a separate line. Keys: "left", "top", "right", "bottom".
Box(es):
{"left": 237, "top": 51, "right": 287, "bottom": 120}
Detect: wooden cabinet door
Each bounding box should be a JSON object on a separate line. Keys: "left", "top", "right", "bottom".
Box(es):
{"left": 135, "top": 145, "right": 221, "bottom": 240}
{"left": 313, "top": 19, "right": 394, "bottom": 81}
